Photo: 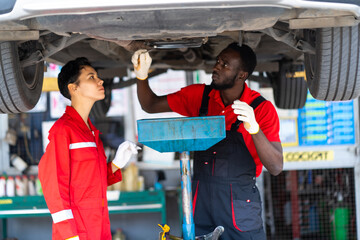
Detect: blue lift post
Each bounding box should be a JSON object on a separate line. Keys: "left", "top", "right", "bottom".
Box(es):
{"left": 137, "top": 116, "right": 226, "bottom": 240}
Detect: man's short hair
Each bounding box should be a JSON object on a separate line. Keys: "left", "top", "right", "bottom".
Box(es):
{"left": 58, "top": 57, "right": 93, "bottom": 100}
{"left": 226, "top": 43, "right": 257, "bottom": 77}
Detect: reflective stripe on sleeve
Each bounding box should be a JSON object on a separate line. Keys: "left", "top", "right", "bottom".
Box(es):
{"left": 51, "top": 209, "right": 74, "bottom": 223}
{"left": 69, "top": 142, "right": 96, "bottom": 149}
{"left": 65, "top": 236, "right": 80, "bottom": 240}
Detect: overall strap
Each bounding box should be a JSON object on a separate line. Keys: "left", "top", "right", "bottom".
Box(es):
{"left": 199, "top": 85, "right": 213, "bottom": 116}
{"left": 230, "top": 95, "right": 266, "bottom": 131}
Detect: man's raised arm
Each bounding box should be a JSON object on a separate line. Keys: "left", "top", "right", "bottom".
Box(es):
{"left": 132, "top": 49, "right": 172, "bottom": 113}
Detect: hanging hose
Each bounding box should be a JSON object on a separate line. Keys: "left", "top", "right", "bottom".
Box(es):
{"left": 23, "top": 131, "right": 35, "bottom": 165}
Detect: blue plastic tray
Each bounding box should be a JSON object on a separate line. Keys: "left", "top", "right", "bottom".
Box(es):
{"left": 137, "top": 116, "right": 225, "bottom": 152}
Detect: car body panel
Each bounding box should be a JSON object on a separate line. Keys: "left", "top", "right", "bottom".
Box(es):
{"left": 1, "top": 0, "right": 359, "bottom": 21}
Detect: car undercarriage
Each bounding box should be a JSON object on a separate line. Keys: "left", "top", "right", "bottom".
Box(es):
{"left": 0, "top": 0, "right": 359, "bottom": 114}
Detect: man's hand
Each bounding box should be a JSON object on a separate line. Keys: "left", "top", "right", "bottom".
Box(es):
{"left": 131, "top": 49, "right": 152, "bottom": 80}
{"left": 232, "top": 100, "right": 259, "bottom": 134}
{"left": 112, "top": 141, "right": 140, "bottom": 169}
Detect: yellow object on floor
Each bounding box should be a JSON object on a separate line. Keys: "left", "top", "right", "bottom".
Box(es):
{"left": 158, "top": 224, "right": 170, "bottom": 240}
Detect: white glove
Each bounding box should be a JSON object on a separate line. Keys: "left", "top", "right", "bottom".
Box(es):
{"left": 131, "top": 49, "right": 152, "bottom": 80}
{"left": 112, "top": 141, "right": 140, "bottom": 169}
{"left": 232, "top": 100, "right": 259, "bottom": 134}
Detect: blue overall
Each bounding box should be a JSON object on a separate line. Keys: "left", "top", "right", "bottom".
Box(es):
{"left": 192, "top": 86, "right": 266, "bottom": 240}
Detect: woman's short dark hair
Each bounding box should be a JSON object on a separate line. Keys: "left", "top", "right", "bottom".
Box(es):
{"left": 226, "top": 43, "right": 257, "bottom": 78}
{"left": 58, "top": 57, "right": 93, "bottom": 100}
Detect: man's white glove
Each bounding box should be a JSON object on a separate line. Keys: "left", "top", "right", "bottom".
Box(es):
{"left": 112, "top": 141, "right": 140, "bottom": 169}
{"left": 232, "top": 100, "right": 259, "bottom": 134}
{"left": 131, "top": 49, "right": 152, "bottom": 80}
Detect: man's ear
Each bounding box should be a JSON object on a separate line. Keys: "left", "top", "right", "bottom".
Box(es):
{"left": 237, "top": 71, "right": 248, "bottom": 81}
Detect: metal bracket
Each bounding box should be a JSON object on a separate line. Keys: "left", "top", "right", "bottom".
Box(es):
{"left": 261, "top": 28, "right": 315, "bottom": 54}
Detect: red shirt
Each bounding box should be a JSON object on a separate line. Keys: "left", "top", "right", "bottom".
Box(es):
{"left": 167, "top": 83, "right": 280, "bottom": 176}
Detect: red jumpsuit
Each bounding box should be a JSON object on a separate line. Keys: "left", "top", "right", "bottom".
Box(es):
{"left": 38, "top": 106, "right": 122, "bottom": 240}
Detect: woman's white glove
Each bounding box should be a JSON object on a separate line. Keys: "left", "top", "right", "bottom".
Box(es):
{"left": 232, "top": 100, "right": 259, "bottom": 134}
{"left": 112, "top": 141, "right": 140, "bottom": 169}
{"left": 131, "top": 49, "right": 152, "bottom": 80}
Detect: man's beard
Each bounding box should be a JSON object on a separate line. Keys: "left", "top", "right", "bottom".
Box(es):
{"left": 210, "top": 75, "right": 237, "bottom": 90}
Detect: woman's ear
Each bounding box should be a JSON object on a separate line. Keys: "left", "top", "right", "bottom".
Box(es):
{"left": 68, "top": 83, "right": 77, "bottom": 96}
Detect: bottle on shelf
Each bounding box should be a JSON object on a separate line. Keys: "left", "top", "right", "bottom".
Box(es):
{"left": 112, "top": 228, "right": 126, "bottom": 240}
{"left": 28, "top": 175, "right": 36, "bottom": 196}
{"left": 35, "top": 176, "right": 43, "bottom": 195}
{"left": 22, "top": 175, "right": 29, "bottom": 195}
{"left": 6, "top": 176, "right": 15, "bottom": 197}
{"left": 0, "top": 176, "right": 6, "bottom": 197}
{"left": 138, "top": 176, "right": 145, "bottom": 191}
{"left": 15, "top": 176, "right": 25, "bottom": 196}
{"left": 123, "top": 163, "right": 139, "bottom": 191}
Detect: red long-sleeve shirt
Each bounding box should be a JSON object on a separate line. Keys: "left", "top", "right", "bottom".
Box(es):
{"left": 167, "top": 83, "right": 280, "bottom": 176}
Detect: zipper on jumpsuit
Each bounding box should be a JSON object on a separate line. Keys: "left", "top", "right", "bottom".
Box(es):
{"left": 212, "top": 152, "right": 216, "bottom": 176}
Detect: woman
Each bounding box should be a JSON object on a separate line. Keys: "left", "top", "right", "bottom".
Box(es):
{"left": 38, "top": 57, "right": 138, "bottom": 240}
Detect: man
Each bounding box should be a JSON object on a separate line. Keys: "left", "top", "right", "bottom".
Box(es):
{"left": 38, "top": 57, "right": 139, "bottom": 240}
{"left": 132, "top": 43, "right": 283, "bottom": 240}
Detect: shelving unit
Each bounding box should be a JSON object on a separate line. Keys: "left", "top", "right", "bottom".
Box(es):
{"left": 0, "top": 190, "right": 166, "bottom": 239}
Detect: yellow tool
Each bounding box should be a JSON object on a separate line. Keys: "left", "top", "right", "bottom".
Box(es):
{"left": 158, "top": 224, "right": 170, "bottom": 240}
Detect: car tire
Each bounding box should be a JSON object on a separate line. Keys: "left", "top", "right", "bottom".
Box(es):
{"left": 0, "top": 41, "right": 44, "bottom": 113}
{"left": 271, "top": 63, "right": 307, "bottom": 109}
{"left": 90, "top": 81, "right": 112, "bottom": 119}
{"left": 304, "top": 25, "right": 360, "bottom": 101}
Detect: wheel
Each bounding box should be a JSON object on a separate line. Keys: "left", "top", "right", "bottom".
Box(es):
{"left": 304, "top": 25, "right": 360, "bottom": 101}
{"left": 0, "top": 41, "right": 44, "bottom": 113}
{"left": 271, "top": 63, "right": 307, "bottom": 109}
{"left": 90, "top": 80, "right": 112, "bottom": 119}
